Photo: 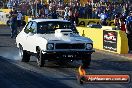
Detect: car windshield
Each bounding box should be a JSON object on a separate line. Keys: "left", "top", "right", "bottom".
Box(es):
{"left": 37, "top": 21, "right": 78, "bottom": 34}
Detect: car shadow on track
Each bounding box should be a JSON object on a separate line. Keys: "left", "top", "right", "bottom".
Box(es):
{"left": 29, "top": 61, "right": 80, "bottom": 68}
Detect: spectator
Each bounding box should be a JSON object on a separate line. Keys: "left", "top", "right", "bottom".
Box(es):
{"left": 7, "top": 1, "right": 13, "bottom": 9}
{"left": 116, "top": 4, "right": 123, "bottom": 14}
{"left": 119, "top": 19, "right": 126, "bottom": 32}
{"left": 87, "top": 3, "right": 92, "bottom": 19}
{"left": 38, "top": 7, "right": 45, "bottom": 18}
{"left": 84, "top": 4, "right": 88, "bottom": 19}
{"left": 114, "top": 14, "right": 120, "bottom": 29}
{"left": 5, "top": 0, "right": 132, "bottom": 21}
{"left": 95, "top": 5, "right": 101, "bottom": 19}
{"left": 17, "top": 10, "right": 23, "bottom": 30}
{"left": 124, "top": 3, "right": 130, "bottom": 16}
{"left": 120, "top": 12, "right": 127, "bottom": 22}
{"left": 99, "top": 10, "right": 108, "bottom": 26}
{"left": 64, "top": 6, "right": 69, "bottom": 20}
{"left": 20, "top": 2, "right": 28, "bottom": 15}
{"left": 125, "top": 11, "right": 132, "bottom": 52}
{"left": 9, "top": 7, "right": 18, "bottom": 38}
{"left": 68, "top": 8, "right": 74, "bottom": 24}
{"left": 78, "top": 4, "right": 83, "bottom": 18}
{"left": 30, "top": 2, "right": 36, "bottom": 17}
{"left": 82, "top": 4, "right": 86, "bottom": 18}
{"left": 48, "top": 9, "right": 59, "bottom": 19}
{"left": 44, "top": 5, "right": 49, "bottom": 18}
{"left": 74, "top": 9, "right": 79, "bottom": 26}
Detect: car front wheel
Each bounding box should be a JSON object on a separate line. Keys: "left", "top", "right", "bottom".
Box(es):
{"left": 37, "top": 48, "right": 45, "bottom": 67}
{"left": 19, "top": 45, "right": 30, "bottom": 62}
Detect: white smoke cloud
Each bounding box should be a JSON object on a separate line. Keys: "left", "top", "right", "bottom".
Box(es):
{"left": 0, "top": 47, "right": 21, "bottom": 60}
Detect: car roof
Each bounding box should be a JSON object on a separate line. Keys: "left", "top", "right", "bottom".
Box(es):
{"left": 31, "top": 19, "right": 69, "bottom": 23}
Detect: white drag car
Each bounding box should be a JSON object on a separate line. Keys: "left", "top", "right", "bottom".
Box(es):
{"left": 16, "top": 19, "right": 95, "bottom": 67}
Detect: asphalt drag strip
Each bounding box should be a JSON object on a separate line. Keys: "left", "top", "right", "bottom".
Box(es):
{"left": 0, "top": 56, "right": 75, "bottom": 88}
{"left": 0, "top": 43, "right": 132, "bottom": 88}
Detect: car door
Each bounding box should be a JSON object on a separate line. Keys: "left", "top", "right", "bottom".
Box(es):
{"left": 26, "top": 21, "right": 37, "bottom": 53}
{"left": 22, "top": 21, "right": 33, "bottom": 51}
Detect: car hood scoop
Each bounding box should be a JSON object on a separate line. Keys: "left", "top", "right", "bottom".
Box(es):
{"left": 55, "top": 29, "right": 73, "bottom": 37}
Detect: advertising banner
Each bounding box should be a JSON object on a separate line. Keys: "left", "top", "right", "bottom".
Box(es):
{"left": 103, "top": 30, "right": 117, "bottom": 52}
{"left": 78, "top": 18, "right": 114, "bottom": 27}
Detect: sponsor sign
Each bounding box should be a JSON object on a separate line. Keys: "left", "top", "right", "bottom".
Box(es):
{"left": 103, "top": 30, "right": 117, "bottom": 52}
{"left": 78, "top": 19, "right": 114, "bottom": 27}
{"left": 78, "top": 66, "right": 130, "bottom": 84}
{"left": 82, "top": 75, "right": 130, "bottom": 83}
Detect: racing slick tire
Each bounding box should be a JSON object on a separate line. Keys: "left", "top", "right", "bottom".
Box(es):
{"left": 19, "top": 44, "right": 31, "bottom": 62}
{"left": 82, "top": 54, "right": 91, "bottom": 68}
{"left": 36, "top": 48, "right": 45, "bottom": 67}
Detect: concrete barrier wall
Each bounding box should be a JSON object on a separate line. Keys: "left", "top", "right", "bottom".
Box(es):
{"left": 25, "top": 16, "right": 29, "bottom": 24}
{"left": 0, "top": 9, "right": 28, "bottom": 25}
{"left": 0, "top": 9, "right": 11, "bottom": 13}
{"left": 0, "top": 9, "right": 11, "bottom": 25}
{"left": 77, "top": 27, "right": 128, "bottom": 54}
{"left": 0, "top": 12, "right": 9, "bottom": 25}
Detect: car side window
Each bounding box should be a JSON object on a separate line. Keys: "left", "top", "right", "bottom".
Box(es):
{"left": 30, "top": 22, "right": 37, "bottom": 33}
{"left": 24, "top": 22, "right": 32, "bottom": 33}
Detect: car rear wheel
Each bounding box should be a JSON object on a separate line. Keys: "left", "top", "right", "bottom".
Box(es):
{"left": 82, "top": 55, "right": 91, "bottom": 68}
{"left": 19, "top": 45, "right": 30, "bottom": 62}
{"left": 37, "top": 48, "right": 45, "bottom": 67}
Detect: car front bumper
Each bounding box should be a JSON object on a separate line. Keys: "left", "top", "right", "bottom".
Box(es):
{"left": 41, "top": 50, "right": 95, "bottom": 60}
